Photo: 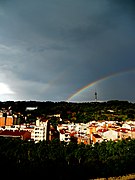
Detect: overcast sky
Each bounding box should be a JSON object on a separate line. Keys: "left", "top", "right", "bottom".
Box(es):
{"left": 0, "top": 0, "right": 135, "bottom": 102}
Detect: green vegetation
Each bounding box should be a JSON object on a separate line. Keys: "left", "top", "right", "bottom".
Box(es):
{"left": 1, "top": 100, "right": 135, "bottom": 125}
{"left": 0, "top": 137, "right": 135, "bottom": 180}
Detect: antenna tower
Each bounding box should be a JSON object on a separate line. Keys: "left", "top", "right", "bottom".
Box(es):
{"left": 94, "top": 91, "right": 97, "bottom": 102}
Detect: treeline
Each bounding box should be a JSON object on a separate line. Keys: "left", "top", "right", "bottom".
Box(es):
{"left": 1, "top": 100, "right": 135, "bottom": 114}
{"left": 0, "top": 137, "right": 135, "bottom": 180}
{"left": 1, "top": 100, "right": 135, "bottom": 123}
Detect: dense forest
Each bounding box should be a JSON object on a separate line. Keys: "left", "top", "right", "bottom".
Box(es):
{"left": 0, "top": 137, "right": 135, "bottom": 180}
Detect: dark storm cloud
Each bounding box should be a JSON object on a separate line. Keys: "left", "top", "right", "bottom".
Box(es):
{"left": 0, "top": 0, "right": 135, "bottom": 101}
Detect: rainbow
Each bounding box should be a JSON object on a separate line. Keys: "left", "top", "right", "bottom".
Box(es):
{"left": 66, "top": 68, "right": 135, "bottom": 102}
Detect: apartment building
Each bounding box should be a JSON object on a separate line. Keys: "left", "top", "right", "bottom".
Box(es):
{"left": 33, "top": 118, "right": 48, "bottom": 143}
{"left": 0, "top": 116, "right": 13, "bottom": 126}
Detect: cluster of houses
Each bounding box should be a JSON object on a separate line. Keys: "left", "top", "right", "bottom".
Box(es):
{"left": 0, "top": 116, "right": 48, "bottom": 143}
{"left": 0, "top": 106, "right": 135, "bottom": 144}
{"left": 0, "top": 106, "right": 48, "bottom": 143}
{"left": 57, "top": 120, "right": 135, "bottom": 144}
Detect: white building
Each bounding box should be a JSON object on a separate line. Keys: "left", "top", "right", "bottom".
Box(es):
{"left": 102, "top": 129, "right": 118, "bottom": 141}
{"left": 122, "top": 123, "right": 131, "bottom": 130}
{"left": 33, "top": 119, "right": 48, "bottom": 143}
{"left": 59, "top": 129, "right": 71, "bottom": 143}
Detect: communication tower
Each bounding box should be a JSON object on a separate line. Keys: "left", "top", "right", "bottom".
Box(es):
{"left": 95, "top": 91, "right": 97, "bottom": 102}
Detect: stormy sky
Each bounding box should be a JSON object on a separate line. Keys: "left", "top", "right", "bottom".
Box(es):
{"left": 0, "top": 0, "right": 135, "bottom": 102}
